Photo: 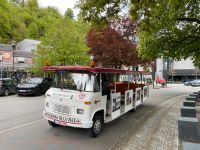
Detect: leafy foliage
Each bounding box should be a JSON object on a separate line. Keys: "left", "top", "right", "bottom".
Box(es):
{"left": 77, "top": 0, "right": 200, "bottom": 67}
{"left": 33, "top": 18, "right": 90, "bottom": 71}
{"left": 64, "top": 8, "right": 74, "bottom": 19}
{"left": 87, "top": 18, "right": 149, "bottom": 69}
{"left": 76, "top": 0, "right": 128, "bottom": 26}
{"left": 135, "top": 1, "right": 200, "bottom": 66}
{"left": 0, "top": 0, "right": 62, "bottom": 42}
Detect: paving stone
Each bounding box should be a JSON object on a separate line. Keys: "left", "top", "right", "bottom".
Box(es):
{"left": 124, "top": 96, "right": 183, "bottom": 150}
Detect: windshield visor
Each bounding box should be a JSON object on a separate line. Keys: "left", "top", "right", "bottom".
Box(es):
{"left": 52, "top": 71, "right": 100, "bottom": 92}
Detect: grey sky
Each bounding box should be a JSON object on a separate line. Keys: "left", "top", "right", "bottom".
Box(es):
{"left": 38, "top": 0, "right": 79, "bottom": 15}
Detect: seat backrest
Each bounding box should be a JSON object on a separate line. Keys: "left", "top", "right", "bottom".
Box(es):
{"left": 109, "top": 82, "right": 146, "bottom": 95}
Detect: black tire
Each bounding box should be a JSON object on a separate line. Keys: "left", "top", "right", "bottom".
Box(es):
{"left": 89, "top": 115, "right": 103, "bottom": 138}
{"left": 48, "top": 120, "right": 59, "bottom": 127}
{"left": 4, "top": 89, "right": 9, "bottom": 96}
{"left": 130, "top": 107, "right": 136, "bottom": 112}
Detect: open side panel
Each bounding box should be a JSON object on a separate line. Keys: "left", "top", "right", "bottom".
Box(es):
{"left": 142, "top": 86, "right": 148, "bottom": 102}
{"left": 135, "top": 87, "right": 142, "bottom": 107}
{"left": 147, "top": 85, "right": 150, "bottom": 97}
{"left": 111, "top": 92, "right": 121, "bottom": 120}
{"left": 125, "top": 90, "right": 133, "bottom": 112}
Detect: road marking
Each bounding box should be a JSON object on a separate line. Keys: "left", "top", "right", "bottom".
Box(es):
{"left": 0, "top": 118, "right": 45, "bottom": 135}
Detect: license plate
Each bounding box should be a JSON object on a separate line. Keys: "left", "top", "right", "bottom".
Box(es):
{"left": 19, "top": 90, "right": 26, "bottom": 92}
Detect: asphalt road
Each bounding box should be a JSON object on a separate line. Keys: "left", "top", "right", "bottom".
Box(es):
{"left": 0, "top": 84, "right": 199, "bottom": 150}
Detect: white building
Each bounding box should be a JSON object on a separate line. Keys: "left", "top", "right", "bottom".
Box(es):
{"left": 16, "top": 39, "right": 40, "bottom": 52}
{"left": 14, "top": 39, "right": 40, "bottom": 71}
{"left": 156, "top": 58, "right": 200, "bottom": 81}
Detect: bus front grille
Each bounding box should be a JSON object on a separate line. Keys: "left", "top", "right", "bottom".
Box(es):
{"left": 52, "top": 103, "right": 71, "bottom": 114}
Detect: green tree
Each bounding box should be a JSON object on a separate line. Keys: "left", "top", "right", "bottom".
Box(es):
{"left": 26, "top": 0, "right": 39, "bottom": 11}
{"left": 0, "top": 0, "right": 16, "bottom": 42}
{"left": 0, "top": 0, "right": 63, "bottom": 42}
{"left": 64, "top": 8, "right": 74, "bottom": 19}
{"left": 27, "top": 22, "right": 39, "bottom": 39}
{"left": 33, "top": 18, "right": 90, "bottom": 72}
{"left": 77, "top": 0, "right": 200, "bottom": 66}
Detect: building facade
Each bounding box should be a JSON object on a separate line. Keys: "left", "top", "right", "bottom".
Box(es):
{"left": 0, "top": 39, "right": 40, "bottom": 78}
{"left": 156, "top": 58, "right": 200, "bottom": 81}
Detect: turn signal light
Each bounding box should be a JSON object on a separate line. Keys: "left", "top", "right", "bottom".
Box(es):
{"left": 84, "top": 101, "right": 91, "bottom": 105}
{"left": 46, "top": 93, "right": 51, "bottom": 97}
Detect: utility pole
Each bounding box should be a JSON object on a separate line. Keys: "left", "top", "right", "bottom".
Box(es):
{"left": 152, "top": 60, "right": 156, "bottom": 88}
{"left": 11, "top": 41, "right": 16, "bottom": 78}
{"left": 0, "top": 55, "right": 2, "bottom": 79}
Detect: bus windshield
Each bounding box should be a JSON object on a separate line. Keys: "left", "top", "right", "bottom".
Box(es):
{"left": 52, "top": 71, "right": 99, "bottom": 92}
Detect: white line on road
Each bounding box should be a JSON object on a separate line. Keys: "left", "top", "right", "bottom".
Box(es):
{"left": 0, "top": 118, "right": 45, "bottom": 135}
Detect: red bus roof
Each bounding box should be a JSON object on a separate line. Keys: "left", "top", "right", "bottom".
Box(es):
{"left": 43, "top": 66, "right": 151, "bottom": 75}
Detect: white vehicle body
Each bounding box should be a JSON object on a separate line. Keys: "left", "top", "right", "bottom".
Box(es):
{"left": 43, "top": 66, "right": 150, "bottom": 137}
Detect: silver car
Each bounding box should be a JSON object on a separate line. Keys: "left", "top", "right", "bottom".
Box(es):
{"left": 191, "top": 79, "right": 200, "bottom": 87}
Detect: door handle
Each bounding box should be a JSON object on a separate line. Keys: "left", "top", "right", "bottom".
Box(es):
{"left": 95, "top": 100, "right": 101, "bottom": 104}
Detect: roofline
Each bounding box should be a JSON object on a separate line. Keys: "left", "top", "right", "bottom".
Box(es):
{"left": 43, "top": 66, "right": 151, "bottom": 75}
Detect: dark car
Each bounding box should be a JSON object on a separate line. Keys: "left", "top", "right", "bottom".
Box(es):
{"left": 0, "top": 78, "right": 17, "bottom": 96}
{"left": 16, "top": 77, "right": 52, "bottom": 96}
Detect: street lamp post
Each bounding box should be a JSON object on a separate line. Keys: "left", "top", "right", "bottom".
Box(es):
{"left": 11, "top": 41, "right": 16, "bottom": 78}
{"left": 0, "top": 55, "right": 2, "bottom": 79}
{"left": 152, "top": 60, "right": 156, "bottom": 89}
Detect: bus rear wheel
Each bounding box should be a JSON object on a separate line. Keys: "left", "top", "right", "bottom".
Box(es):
{"left": 48, "top": 120, "right": 59, "bottom": 127}
{"left": 89, "top": 115, "right": 103, "bottom": 138}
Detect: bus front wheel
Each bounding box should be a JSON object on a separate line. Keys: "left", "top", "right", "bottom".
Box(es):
{"left": 89, "top": 115, "right": 103, "bottom": 138}
{"left": 48, "top": 120, "right": 59, "bottom": 127}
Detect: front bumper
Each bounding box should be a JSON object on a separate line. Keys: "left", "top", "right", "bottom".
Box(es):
{"left": 43, "top": 111, "right": 93, "bottom": 129}
{"left": 0, "top": 89, "right": 5, "bottom": 95}
{"left": 16, "top": 88, "right": 36, "bottom": 95}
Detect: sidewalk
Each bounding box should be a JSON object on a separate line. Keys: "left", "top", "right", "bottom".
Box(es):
{"left": 124, "top": 95, "right": 183, "bottom": 150}
{"left": 122, "top": 85, "right": 200, "bottom": 150}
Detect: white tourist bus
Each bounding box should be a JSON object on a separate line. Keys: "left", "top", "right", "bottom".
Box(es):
{"left": 43, "top": 66, "right": 150, "bottom": 137}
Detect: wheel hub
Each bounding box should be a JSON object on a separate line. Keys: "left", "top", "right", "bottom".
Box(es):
{"left": 94, "top": 119, "right": 101, "bottom": 133}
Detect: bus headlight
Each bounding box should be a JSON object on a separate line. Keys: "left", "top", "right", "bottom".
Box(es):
{"left": 77, "top": 109, "right": 84, "bottom": 114}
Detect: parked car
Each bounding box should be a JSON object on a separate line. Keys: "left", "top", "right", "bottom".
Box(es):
{"left": 16, "top": 77, "right": 52, "bottom": 96}
{"left": 0, "top": 78, "right": 17, "bottom": 96}
{"left": 184, "top": 80, "right": 192, "bottom": 86}
{"left": 184, "top": 80, "right": 198, "bottom": 86}
{"left": 190, "top": 79, "right": 200, "bottom": 87}
{"left": 184, "top": 79, "right": 200, "bottom": 86}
